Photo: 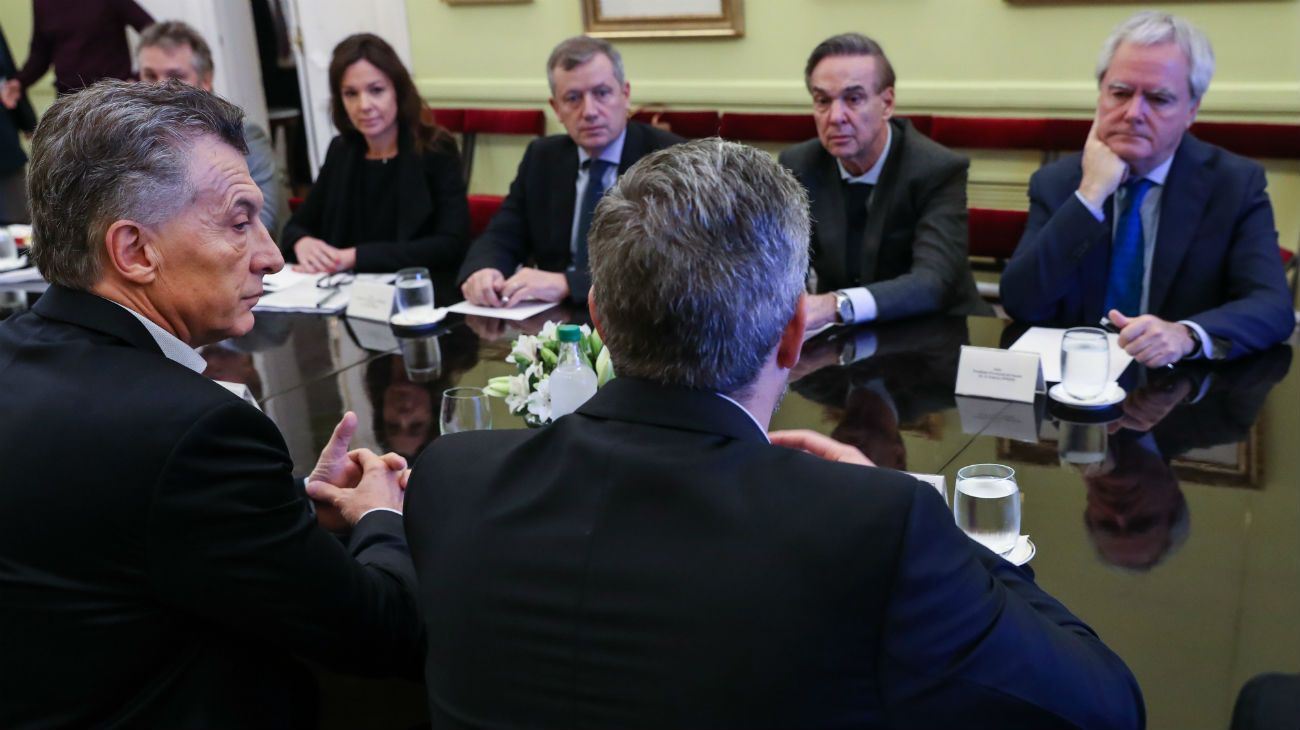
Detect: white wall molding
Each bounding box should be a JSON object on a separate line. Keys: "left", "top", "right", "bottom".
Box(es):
{"left": 416, "top": 77, "right": 1300, "bottom": 120}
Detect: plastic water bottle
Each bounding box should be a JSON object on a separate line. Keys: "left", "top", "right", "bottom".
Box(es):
{"left": 548, "top": 324, "right": 597, "bottom": 419}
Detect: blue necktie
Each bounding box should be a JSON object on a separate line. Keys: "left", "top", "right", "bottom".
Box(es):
{"left": 1103, "top": 177, "right": 1155, "bottom": 316}
{"left": 574, "top": 159, "right": 614, "bottom": 271}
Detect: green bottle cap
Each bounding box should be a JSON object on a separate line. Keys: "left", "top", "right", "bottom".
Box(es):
{"left": 557, "top": 324, "right": 582, "bottom": 342}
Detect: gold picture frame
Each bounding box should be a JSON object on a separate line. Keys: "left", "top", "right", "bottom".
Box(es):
{"left": 443, "top": 0, "right": 530, "bottom": 5}
{"left": 581, "top": 0, "right": 744, "bottom": 39}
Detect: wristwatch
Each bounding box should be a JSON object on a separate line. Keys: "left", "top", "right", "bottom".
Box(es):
{"left": 832, "top": 290, "right": 855, "bottom": 324}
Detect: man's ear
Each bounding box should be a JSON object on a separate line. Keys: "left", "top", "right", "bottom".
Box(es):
{"left": 587, "top": 291, "right": 605, "bottom": 341}
{"left": 776, "top": 293, "right": 808, "bottom": 370}
{"left": 102, "top": 220, "right": 158, "bottom": 285}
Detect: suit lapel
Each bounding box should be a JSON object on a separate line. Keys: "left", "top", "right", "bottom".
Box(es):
{"left": 617, "top": 121, "right": 644, "bottom": 175}
{"left": 577, "top": 376, "right": 769, "bottom": 444}
{"left": 811, "top": 147, "right": 848, "bottom": 287}
{"left": 548, "top": 137, "right": 580, "bottom": 257}
{"left": 1082, "top": 189, "right": 1115, "bottom": 323}
{"left": 32, "top": 285, "right": 163, "bottom": 356}
{"left": 1148, "top": 135, "right": 1210, "bottom": 315}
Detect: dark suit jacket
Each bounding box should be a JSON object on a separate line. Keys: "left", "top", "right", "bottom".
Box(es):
{"left": 405, "top": 376, "right": 1144, "bottom": 729}
{"left": 456, "top": 121, "right": 684, "bottom": 303}
{"left": 779, "top": 118, "right": 987, "bottom": 320}
{"left": 282, "top": 129, "right": 470, "bottom": 273}
{"left": 0, "top": 286, "right": 423, "bottom": 729}
{"left": 0, "top": 23, "right": 36, "bottom": 176}
{"left": 1000, "top": 134, "right": 1294, "bottom": 360}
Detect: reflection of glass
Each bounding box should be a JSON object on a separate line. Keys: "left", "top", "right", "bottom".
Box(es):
{"left": 440, "top": 387, "right": 492, "bottom": 435}
{"left": 392, "top": 267, "right": 435, "bottom": 326}
{"left": 954, "top": 464, "right": 1021, "bottom": 555}
{"left": 1061, "top": 327, "right": 1109, "bottom": 400}
{"left": 398, "top": 335, "right": 442, "bottom": 382}
{"left": 1058, "top": 420, "right": 1107, "bottom": 465}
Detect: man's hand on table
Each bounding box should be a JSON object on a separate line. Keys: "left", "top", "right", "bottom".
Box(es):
{"left": 462, "top": 268, "right": 506, "bottom": 306}
{"left": 804, "top": 293, "right": 840, "bottom": 331}
{"left": 306, "top": 411, "right": 409, "bottom": 530}
{"left": 1109, "top": 309, "right": 1196, "bottom": 368}
{"left": 500, "top": 268, "right": 568, "bottom": 305}
{"left": 770, "top": 429, "right": 875, "bottom": 467}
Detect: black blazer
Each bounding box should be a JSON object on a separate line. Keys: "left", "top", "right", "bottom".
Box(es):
{"left": 0, "top": 23, "right": 36, "bottom": 176}
{"left": 1000, "top": 134, "right": 1294, "bottom": 360}
{"left": 780, "top": 118, "right": 988, "bottom": 320}
{"left": 282, "top": 129, "right": 470, "bottom": 273}
{"left": 456, "top": 121, "right": 684, "bottom": 303}
{"left": 0, "top": 286, "right": 423, "bottom": 729}
{"left": 405, "top": 376, "right": 1144, "bottom": 729}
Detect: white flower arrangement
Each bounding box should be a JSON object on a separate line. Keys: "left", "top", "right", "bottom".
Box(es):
{"left": 483, "top": 321, "right": 614, "bottom": 426}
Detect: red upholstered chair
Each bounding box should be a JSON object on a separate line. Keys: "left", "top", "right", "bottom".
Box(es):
{"left": 288, "top": 196, "right": 303, "bottom": 213}
{"left": 630, "top": 109, "right": 721, "bottom": 139}
{"left": 468, "top": 194, "right": 504, "bottom": 239}
{"left": 929, "top": 116, "right": 1052, "bottom": 152}
{"left": 968, "top": 207, "right": 1028, "bottom": 273}
{"left": 454, "top": 108, "right": 547, "bottom": 186}
{"left": 719, "top": 112, "right": 817, "bottom": 143}
{"left": 1189, "top": 121, "right": 1300, "bottom": 160}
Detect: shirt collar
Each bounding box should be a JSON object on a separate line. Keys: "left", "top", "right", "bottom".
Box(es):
{"left": 837, "top": 123, "right": 892, "bottom": 185}
{"left": 715, "top": 393, "right": 770, "bottom": 443}
{"left": 104, "top": 298, "right": 207, "bottom": 373}
{"left": 577, "top": 126, "right": 627, "bottom": 169}
{"left": 1137, "top": 154, "right": 1174, "bottom": 187}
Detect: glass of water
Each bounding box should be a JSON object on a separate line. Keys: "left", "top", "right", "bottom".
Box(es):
{"left": 953, "top": 463, "right": 1021, "bottom": 555}
{"left": 440, "top": 387, "right": 492, "bottom": 435}
{"left": 1060, "top": 327, "right": 1109, "bottom": 401}
{"left": 392, "top": 267, "right": 436, "bottom": 326}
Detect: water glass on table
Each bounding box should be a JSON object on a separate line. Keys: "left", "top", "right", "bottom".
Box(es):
{"left": 392, "top": 267, "right": 436, "bottom": 326}
{"left": 440, "top": 387, "right": 492, "bottom": 435}
{"left": 1060, "top": 327, "right": 1110, "bottom": 401}
{"left": 953, "top": 464, "right": 1021, "bottom": 555}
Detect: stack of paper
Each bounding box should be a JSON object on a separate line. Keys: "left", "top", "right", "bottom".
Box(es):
{"left": 1009, "top": 327, "right": 1133, "bottom": 382}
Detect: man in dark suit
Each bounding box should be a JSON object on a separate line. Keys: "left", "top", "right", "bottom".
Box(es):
{"left": 779, "top": 33, "right": 985, "bottom": 330}
{"left": 0, "top": 81, "right": 422, "bottom": 729}
{"left": 458, "top": 36, "right": 682, "bottom": 307}
{"left": 407, "top": 139, "right": 1144, "bottom": 729}
{"left": 1001, "top": 11, "right": 1293, "bottom": 365}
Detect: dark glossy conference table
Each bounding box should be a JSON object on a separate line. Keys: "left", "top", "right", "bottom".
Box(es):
{"left": 3, "top": 290, "right": 1296, "bottom": 730}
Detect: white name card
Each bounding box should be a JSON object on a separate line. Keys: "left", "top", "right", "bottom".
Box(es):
{"left": 346, "top": 280, "right": 395, "bottom": 322}
{"left": 907, "top": 472, "right": 948, "bottom": 505}
{"left": 955, "top": 395, "right": 1043, "bottom": 443}
{"left": 954, "top": 345, "right": 1044, "bottom": 404}
{"left": 215, "top": 380, "right": 260, "bottom": 411}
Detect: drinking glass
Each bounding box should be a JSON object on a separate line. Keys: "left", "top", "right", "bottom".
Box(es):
{"left": 440, "top": 387, "right": 492, "bottom": 435}
{"left": 399, "top": 335, "right": 443, "bottom": 383}
{"left": 1058, "top": 420, "right": 1107, "bottom": 465}
{"left": 0, "top": 228, "right": 16, "bottom": 264}
{"left": 953, "top": 464, "right": 1021, "bottom": 555}
{"left": 1060, "top": 327, "right": 1109, "bottom": 401}
{"left": 392, "top": 267, "right": 436, "bottom": 326}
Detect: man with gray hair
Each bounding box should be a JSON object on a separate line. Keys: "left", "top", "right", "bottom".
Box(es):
{"left": 0, "top": 80, "right": 421, "bottom": 728}
{"left": 1002, "top": 11, "right": 1292, "bottom": 363}
{"left": 457, "top": 35, "right": 682, "bottom": 308}
{"left": 406, "top": 138, "right": 1143, "bottom": 729}
{"left": 137, "top": 19, "right": 288, "bottom": 239}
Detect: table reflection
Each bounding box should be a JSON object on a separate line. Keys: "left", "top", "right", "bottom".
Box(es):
{"left": 363, "top": 327, "right": 480, "bottom": 459}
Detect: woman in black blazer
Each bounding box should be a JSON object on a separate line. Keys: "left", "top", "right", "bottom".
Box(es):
{"left": 282, "top": 33, "right": 469, "bottom": 274}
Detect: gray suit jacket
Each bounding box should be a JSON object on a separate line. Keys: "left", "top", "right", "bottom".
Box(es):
{"left": 779, "top": 118, "right": 987, "bottom": 320}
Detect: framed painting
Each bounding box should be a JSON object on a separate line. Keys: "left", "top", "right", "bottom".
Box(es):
{"left": 581, "top": 0, "right": 744, "bottom": 39}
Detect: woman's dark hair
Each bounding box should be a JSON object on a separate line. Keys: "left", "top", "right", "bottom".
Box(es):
{"left": 328, "top": 33, "right": 454, "bottom": 155}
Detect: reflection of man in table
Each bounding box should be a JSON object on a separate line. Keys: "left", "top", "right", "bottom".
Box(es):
{"left": 793, "top": 315, "right": 969, "bottom": 469}
{"left": 779, "top": 33, "right": 985, "bottom": 330}
{"left": 0, "top": 81, "right": 421, "bottom": 728}
{"left": 364, "top": 326, "right": 479, "bottom": 459}
{"left": 1001, "top": 11, "right": 1293, "bottom": 366}
{"left": 458, "top": 36, "right": 683, "bottom": 307}
{"left": 1081, "top": 345, "right": 1291, "bottom": 569}
{"left": 407, "top": 139, "right": 1142, "bottom": 729}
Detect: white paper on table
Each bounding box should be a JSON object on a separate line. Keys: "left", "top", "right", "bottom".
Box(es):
{"left": 254, "top": 283, "right": 347, "bottom": 313}
{"left": 0, "top": 264, "right": 42, "bottom": 284}
{"left": 1009, "top": 326, "right": 1133, "bottom": 383}
{"left": 446, "top": 299, "right": 559, "bottom": 321}
{"left": 215, "top": 379, "right": 261, "bottom": 410}
{"left": 907, "top": 472, "right": 948, "bottom": 504}
{"left": 262, "top": 269, "right": 324, "bottom": 292}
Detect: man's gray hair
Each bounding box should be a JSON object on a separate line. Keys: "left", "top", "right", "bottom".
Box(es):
{"left": 589, "top": 138, "right": 810, "bottom": 396}
{"left": 546, "top": 36, "right": 625, "bottom": 95}
{"left": 27, "top": 79, "right": 247, "bottom": 290}
{"left": 1096, "top": 11, "right": 1215, "bottom": 100}
{"left": 138, "top": 20, "right": 215, "bottom": 80}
